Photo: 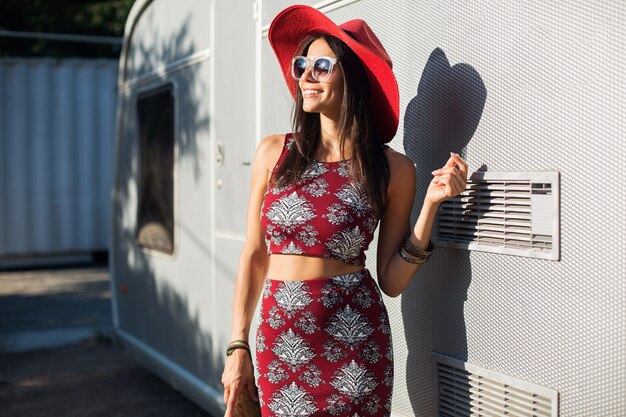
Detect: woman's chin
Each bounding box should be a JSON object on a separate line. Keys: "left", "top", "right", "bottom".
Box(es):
{"left": 302, "top": 105, "right": 321, "bottom": 113}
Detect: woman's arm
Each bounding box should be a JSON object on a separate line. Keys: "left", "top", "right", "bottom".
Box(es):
{"left": 221, "top": 134, "right": 284, "bottom": 415}
{"left": 376, "top": 150, "right": 467, "bottom": 297}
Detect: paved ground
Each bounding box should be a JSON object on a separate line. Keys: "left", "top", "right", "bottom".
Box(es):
{"left": 0, "top": 266, "right": 214, "bottom": 417}
{"left": 0, "top": 267, "right": 113, "bottom": 352}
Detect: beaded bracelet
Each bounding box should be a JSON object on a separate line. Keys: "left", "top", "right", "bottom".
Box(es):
{"left": 402, "top": 234, "right": 434, "bottom": 257}
{"left": 399, "top": 246, "right": 429, "bottom": 264}
{"left": 398, "top": 234, "right": 433, "bottom": 264}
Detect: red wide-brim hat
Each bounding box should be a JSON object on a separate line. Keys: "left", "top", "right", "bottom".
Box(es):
{"left": 268, "top": 5, "right": 399, "bottom": 143}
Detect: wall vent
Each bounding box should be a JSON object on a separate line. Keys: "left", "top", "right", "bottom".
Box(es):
{"left": 434, "top": 171, "right": 560, "bottom": 260}
{"left": 433, "top": 353, "right": 559, "bottom": 417}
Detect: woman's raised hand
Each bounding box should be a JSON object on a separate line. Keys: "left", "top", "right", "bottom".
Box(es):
{"left": 426, "top": 153, "right": 468, "bottom": 206}
{"left": 221, "top": 349, "right": 258, "bottom": 417}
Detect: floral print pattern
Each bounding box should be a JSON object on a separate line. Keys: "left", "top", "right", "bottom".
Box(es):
{"left": 257, "top": 270, "right": 393, "bottom": 417}
{"left": 266, "top": 191, "right": 317, "bottom": 233}
{"left": 260, "top": 134, "right": 379, "bottom": 266}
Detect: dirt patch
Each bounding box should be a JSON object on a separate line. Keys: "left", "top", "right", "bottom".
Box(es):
{"left": 0, "top": 340, "right": 213, "bottom": 417}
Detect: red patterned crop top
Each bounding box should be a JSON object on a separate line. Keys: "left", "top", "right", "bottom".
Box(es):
{"left": 260, "top": 134, "right": 380, "bottom": 266}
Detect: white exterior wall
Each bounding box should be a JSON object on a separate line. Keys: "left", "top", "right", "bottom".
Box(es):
{"left": 0, "top": 59, "right": 117, "bottom": 261}
{"left": 260, "top": 1, "right": 625, "bottom": 416}
{"left": 111, "top": 0, "right": 253, "bottom": 414}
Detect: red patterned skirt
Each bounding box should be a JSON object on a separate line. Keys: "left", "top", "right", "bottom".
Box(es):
{"left": 255, "top": 269, "right": 393, "bottom": 417}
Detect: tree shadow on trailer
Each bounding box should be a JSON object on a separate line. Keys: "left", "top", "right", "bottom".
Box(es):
{"left": 401, "top": 47, "right": 487, "bottom": 414}
{"left": 113, "top": 11, "right": 226, "bottom": 413}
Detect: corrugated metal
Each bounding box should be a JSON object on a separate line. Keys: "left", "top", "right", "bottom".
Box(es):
{"left": 0, "top": 58, "right": 117, "bottom": 259}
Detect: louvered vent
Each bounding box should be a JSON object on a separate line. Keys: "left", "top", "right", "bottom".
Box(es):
{"left": 433, "top": 353, "right": 559, "bottom": 417}
{"left": 434, "top": 171, "right": 560, "bottom": 260}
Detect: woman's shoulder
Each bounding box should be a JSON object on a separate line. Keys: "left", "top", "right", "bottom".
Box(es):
{"left": 382, "top": 147, "right": 416, "bottom": 196}
{"left": 383, "top": 146, "right": 415, "bottom": 176}
{"left": 256, "top": 133, "right": 289, "bottom": 171}
{"left": 257, "top": 133, "right": 287, "bottom": 152}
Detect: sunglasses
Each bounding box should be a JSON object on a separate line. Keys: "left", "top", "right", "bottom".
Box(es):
{"left": 291, "top": 56, "right": 338, "bottom": 82}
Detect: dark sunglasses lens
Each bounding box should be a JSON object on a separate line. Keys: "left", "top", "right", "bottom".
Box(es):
{"left": 313, "top": 58, "right": 332, "bottom": 79}
{"left": 292, "top": 57, "right": 308, "bottom": 79}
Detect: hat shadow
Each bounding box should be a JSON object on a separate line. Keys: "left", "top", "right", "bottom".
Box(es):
{"left": 401, "top": 47, "right": 487, "bottom": 413}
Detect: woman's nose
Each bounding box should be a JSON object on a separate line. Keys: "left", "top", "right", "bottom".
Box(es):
{"left": 301, "top": 66, "right": 317, "bottom": 82}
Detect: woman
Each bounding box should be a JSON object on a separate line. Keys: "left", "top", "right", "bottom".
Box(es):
{"left": 221, "top": 5, "right": 468, "bottom": 417}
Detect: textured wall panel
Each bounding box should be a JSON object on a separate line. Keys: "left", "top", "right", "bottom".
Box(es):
{"left": 261, "top": 1, "right": 626, "bottom": 415}
{"left": 0, "top": 59, "right": 117, "bottom": 259}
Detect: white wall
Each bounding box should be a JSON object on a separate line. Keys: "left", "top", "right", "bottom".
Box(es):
{"left": 0, "top": 58, "right": 117, "bottom": 261}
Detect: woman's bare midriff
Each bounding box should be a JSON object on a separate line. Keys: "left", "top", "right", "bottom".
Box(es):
{"left": 266, "top": 254, "right": 364, "bottom": 281}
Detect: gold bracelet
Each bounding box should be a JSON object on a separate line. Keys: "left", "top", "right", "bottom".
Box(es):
{"left": 226, "top": 344, "right": 251, "bottom": 357}
{"left": 228, "top": 339, "right": 249, "bottom": 347}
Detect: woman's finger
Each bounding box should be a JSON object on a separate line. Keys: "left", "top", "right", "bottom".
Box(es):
{"left": 445, "top": 153, "right": 458, "bottom": 167}
{"left": 437, "top": 172, "right": 460, "bottom": 198}
{"left": 433, "top": 154, "right": 457, "bottom": 175}
{"left": 223, "top": 384, "right": 229, "bottom": 406}
{"left": 435, "top": 153, "right": 469, "bottom": 184}
{"left": 432, "top": 158, "right": 457, "bottom": 175}
{"left": 432, "top": 167, "right": 450, "bottom": 176}
{"left": 437, "top": 162, "right": 467, "bottom": 193}
{"left": 433, "top": 173, "right": 453, "bottom": 186}
{"left": 225, "top": 382, "right": 239, "bottom": 416}
{"left": 450, "top": 153, "right": 468, "bottom": 182}
{"left": 449, "top": 171, "right": 465, "bottom": 194}
{"left": 443, "top": 177, "right": 455, "bottom": 198}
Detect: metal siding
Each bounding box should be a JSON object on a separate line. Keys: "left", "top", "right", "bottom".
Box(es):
{"left": 260, "top": 1, "right": 626, "bottom": 416}
{"left": 31, "top": 62, "right": 52, "bottom": 252}
{"left": 99, "top": 65, "right": 116, "bottom": 247}
{"left": 113, "top": 0, "right": 221, "bottom": 413}
{"left": 213, "top": 0, "right": 256, "bottom": 238}
{"left": 54, "top": 63, "right": 75, "bottom": 251}
{"left": 7, "top": 64, "right": 29, "bottom": 253}
{"left": 212, "top": 0, "right": 258, "bottom": 392}
{"left": 0, "top": 59, "right": 118, "bottom": 259}
{"left": 77, "top": 65, "right": 92, "bottom": 248}
{"left": 262, "top": 0, "right": 319, "bottom": 27}
{"left": 126, "top": 0, "right": 212, "bottom": 83}
{"left": 0, "top": 64, "right": 5, "bottom": 254}
{"left": 260, "top": 42, "right": 292, "bottom": 138}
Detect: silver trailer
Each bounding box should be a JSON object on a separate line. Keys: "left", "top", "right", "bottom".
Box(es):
{"left": 111, "top": 0, "right": 625, "bottom": 415}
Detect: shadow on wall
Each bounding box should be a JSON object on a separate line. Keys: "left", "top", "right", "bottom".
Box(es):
{"left": 118, "top": 15, "right": 209, "bottom": 183}
{"left": 112, "top": 9, "right": 224, "bottom": 413}
{"left": 401, "top": 47, "right": 487, "bottom": 414}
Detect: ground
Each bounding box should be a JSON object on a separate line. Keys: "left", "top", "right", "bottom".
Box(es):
{"left": 0, "top": 340, "right": 212, "bottom": 417}
{"left": 0, "top": 266, "right": 214, "bottom": 417}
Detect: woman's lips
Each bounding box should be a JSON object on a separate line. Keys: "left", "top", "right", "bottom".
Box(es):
{"left": 303, "top": 89, "right": 323, "bottom": 98}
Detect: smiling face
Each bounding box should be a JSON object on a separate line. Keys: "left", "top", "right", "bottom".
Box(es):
{"left": 298, "top": 37, "right": 344, "bottom": 119}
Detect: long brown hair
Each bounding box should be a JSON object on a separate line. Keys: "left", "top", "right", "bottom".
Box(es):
{"left": 273, "top": 34, "right": 390, "bottom": 216}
